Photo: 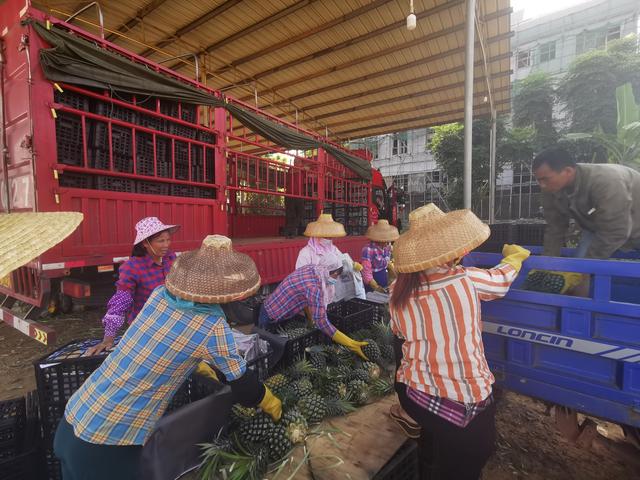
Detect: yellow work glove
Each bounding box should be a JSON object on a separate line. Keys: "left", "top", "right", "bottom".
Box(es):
{"left": 369, "top": 279, "right": 386, "bottom": 293}
{"left": 353, "top": 261, "right": 363, "bottom": 272}
{"left": 525, "top": 270, "right": 585, "bottom": 295}
{"left": 195, "top": 362, "right": 219, "bottom": 382}
{"left": 332, "top": 330, "right": 369, "bottom": 361}
{"left": 501, "top": 244, "right": 531, "bottom": 273}
{"left": 258, "top": 386, "right": 282, "bottom": 421}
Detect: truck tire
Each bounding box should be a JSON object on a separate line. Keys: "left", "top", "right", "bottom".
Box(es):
{"left": 59, "top": 293, "right": 73, "bottom": 314}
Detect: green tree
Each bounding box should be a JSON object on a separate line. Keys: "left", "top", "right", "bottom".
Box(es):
{"left": 429, "top": 119, "right": 510, "bottom": 209}
{"left": 559, "top": 35, "right": 640, "bottom": 135}
{"left": 512, "top": 72, "right": 557, "bottom": 150}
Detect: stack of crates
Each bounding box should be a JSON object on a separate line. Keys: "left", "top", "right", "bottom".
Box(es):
{"left": 53, "top": 87, "right": 217, "bottom": 201}
{"left": 0, "top": 392, "right": 42, "bottom": 480}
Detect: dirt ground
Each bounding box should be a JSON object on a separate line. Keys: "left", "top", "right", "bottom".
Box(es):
{"left": 1, "top": 308, "right": 639, "bottom": 479}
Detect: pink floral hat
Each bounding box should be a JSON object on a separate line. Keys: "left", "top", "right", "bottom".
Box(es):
{"left": 133, "top": 217, "right": 179, "bottom": 245}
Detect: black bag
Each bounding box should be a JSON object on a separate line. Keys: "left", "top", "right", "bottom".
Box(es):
{"left": 139, "top": 386, "right": 233, "bottom": 480}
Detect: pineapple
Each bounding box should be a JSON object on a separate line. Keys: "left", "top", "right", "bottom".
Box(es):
{"left": 266, "top": 424, "right": 293, "bottom": 462}
{"left": 281, "top": 408, "right": 308, "bottom": 444}
{"left": 370, "top": 376, "right": 395, "bottom": 397}
{"left": 285, "top": 359, "right": 317, "bottom": 380}
{"left": 362, "top": 339, "right": 382, "bottom": 363}
{"left": 349, "top": 368, "right": 370, "bottom": 383}
{"left": 351, "top": 328, "right": 374, "bottom": 341}
{"left": 236, "top": 412, "right": 273, "bottom": 445}
{"left": 321, "top": 380, "right": 348, "bottom": 400}
{"left": 292, "top": 378, "right": 314, "bottom": 397}
{"left": 371, "top": 321, "right": 393, "bottom": 344}
{"left": 331, "top": 364, "right": 352, "bottom": 379}
{"left": 347, "top": 379, "right": 370, "bottom": 406}
{"left": 305, "top": 345, "right": 327, "bottom": 370}
{"left": 379, "top": 343, "right": 395, "bottom": 361}
{"left": 297, "top": 394, "right": 328, "bottom": 424}
{"left": 325, "top": 396, "right": 357, "bottom": 417}
{"left": 362, "top": 362, "right": 382, "bottom": 381}
{"left": 264, "top": 373, "right": 290, "bottom": 397}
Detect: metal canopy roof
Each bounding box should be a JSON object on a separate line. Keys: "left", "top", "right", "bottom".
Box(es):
{"left": 35, "top": 0, "right": 512, "bottom": 142}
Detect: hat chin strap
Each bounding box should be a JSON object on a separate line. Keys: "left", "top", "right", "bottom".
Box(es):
{"left": 146, "top": 240, "right": 161, "bottom": 263}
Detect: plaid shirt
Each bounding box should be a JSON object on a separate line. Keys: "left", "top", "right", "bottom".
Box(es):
{"left": 65, "top": 287, "right": 246, "bottom": 446}
{"left": 406, "top": 385, "right": 493, "bottom": 427}
{"left": 263, "top": 265, "right": 337, "bottom": 337}
{"left": 361, "top": 242, "right": 391, "bottom": 284}
{"left": 102, "top": 252, "right": 176, "bottom": 337}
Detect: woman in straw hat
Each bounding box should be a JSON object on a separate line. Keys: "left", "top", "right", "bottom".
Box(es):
{"left": 259, "top": 252, "right": 369, "bottom": 360}
{"left": 86, "top": 217, "right": 179, "bottom": 356}
{"left": 361, "top": 219, "right": 399, "bottom": 293}
{"left": 54, "top": 235, "right": 282, "bottom": 480}
{"left": 389, "top": 204, "right": 530, "bottom": 480}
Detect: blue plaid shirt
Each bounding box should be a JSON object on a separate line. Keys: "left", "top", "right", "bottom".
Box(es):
{"left": 65, "top": 287, "right": 246, "bottom": 445}
{"left": 263, "top": 265, "right": 337, "bottom": 337}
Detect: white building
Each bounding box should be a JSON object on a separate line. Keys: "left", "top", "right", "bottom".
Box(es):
{"left": 357, "top": 0, "right": 639, "bottom": 222}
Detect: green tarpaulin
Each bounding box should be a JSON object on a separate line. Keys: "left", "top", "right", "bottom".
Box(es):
{"left": 31, "top": 21, "right": 371, "bottom": 180}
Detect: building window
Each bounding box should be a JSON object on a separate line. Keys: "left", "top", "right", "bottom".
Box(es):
{"left": 576, "top": 25, "right": 621, "bottom": 55}
{"left": 428, "top": 170, "right": 441, "bottom": 183}
{"left": 392, "top": 174, "right": 409, "bottom": 193}
{"left": 538, "top": 41, "right": 556, "bottom": 63}
{"left": 516, "top": 49, "right": 531, "bottom": 69}
{"left": 392, "top": 132, "right": 408, "bottom": 155}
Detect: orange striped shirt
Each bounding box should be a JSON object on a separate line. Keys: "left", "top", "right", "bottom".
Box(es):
{"left": 390, "top": 263, "right": 517, "bottom": 404}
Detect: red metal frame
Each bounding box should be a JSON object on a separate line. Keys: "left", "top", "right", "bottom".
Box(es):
{"left": 0, "top": 1, "right": 381, "bottom": 344}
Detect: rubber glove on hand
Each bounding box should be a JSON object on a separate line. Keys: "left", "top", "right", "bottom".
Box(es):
{"left": 259, "top": 386, "right": 282, "bottom": 421}
{"left": 195, "top": 362, "right": 219, "bottom": 382}
{"left": 353, "top": 261, "right": 363, "bottom": 272}
{"left": 332, "top": 330, "right": 369, "bottom": 360}
{"left": 501, "top": 244, "right": 531, "bottom": 273}
{"left": 369, "top": 279, "right": 386, "bottom": 293}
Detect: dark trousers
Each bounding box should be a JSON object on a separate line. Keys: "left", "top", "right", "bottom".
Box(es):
{"left": 54, "top": 418, "right": 142, "bottom": 480}
{"left": 397, "top": 385, "right": 497, "bottom": 480}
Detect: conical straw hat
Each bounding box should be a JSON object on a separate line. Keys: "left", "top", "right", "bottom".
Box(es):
{"left": 408, "top": 203, "right": 445, "bottom": 225}
{"left": 394, "top": 209, "right": 490, "bottom": 273}
{"left": 366, "top": 220, "right": 399, "bottom": 242}
{"left": 0, "top": 212, "right": 83, "bottom": 278}
{"left": 165, "top": 235, "right": 261, "bottom": 304}
{"left": 303, "top": 213, "right": 346, "bottom": 238}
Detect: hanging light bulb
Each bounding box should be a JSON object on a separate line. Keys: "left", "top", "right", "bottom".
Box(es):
{"left": 407, "top": 0, "right": 416, "bottom": 31}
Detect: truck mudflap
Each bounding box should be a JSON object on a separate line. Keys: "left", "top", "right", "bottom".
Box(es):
{"left": 465, "top": 250, "right": 640, "bottom": 429}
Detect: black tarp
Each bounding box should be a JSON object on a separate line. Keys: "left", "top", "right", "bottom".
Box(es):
{"left": 31, "top": 21, "right": 371, "bottom": 180}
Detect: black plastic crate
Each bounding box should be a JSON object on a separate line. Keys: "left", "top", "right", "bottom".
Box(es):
{"left": 347, "top": 298, "right": 389, "bottom": 324}
{"left": 517, "top": 223, "right": 545, "bottom": 246}
{"left": 327, "top": 299, "right": 375, "bottom": 334}
{"left": 55, "top": 113, "right": 83, "bottom": 165}
{"left": 137, "top": 180, "right": 170, "bottom": 196}
{"left": 58, "top": 172, "right": 94, "bottom": 189}
{"left": 197, "top": 130, "right": 216, "bottom": 144}
{"left": 0, "top": 397, "right": 26, "bottom": 459}
{"left": 165, "top": 380, "right": 192, "bottom": 414}
{"left": 88, "top": 148, "right": 132, "bottom": 173}
{"left": 43, "top": 445, "right": 62, "bottom": 480}
{"left": 95, "top": 176, "right": 136, "bottom": 193}
{"left": 245, "top": 345, "right": 272, "bottom": 382}
{"left": 170, "top": 184, "right": 215, "bottom": 199}
{"left": 93, "top": 99, "right": 138, "bottom": 124}
{"left": 161, "top": 100, "right": 197, "bottom": 124}
{"left": 135, "top": 132, "right": 169, "bottom": 177}
{"left": 168, "top": 122, "right": 197, "bottom": 139}
{"left": 373, "top": 440, "right": 419, "bottom": 480}
{"left": 54, "top": 89, "right": 90, "bottom": 111}
{"left": 0, "top": 447, "right": 41, "bottom": 480}
{"left": 476, "top": 223, "right": 518, "bottom": 253}
{"left": 267, "top": 317, "right": 322, "bottom": 369}
{"left": 139, "top": 113, "right": 166, "bottom": 132}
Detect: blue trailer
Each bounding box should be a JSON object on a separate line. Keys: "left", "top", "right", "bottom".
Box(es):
{"left": 464, "top": 248, "right": 640, "bottom": 436}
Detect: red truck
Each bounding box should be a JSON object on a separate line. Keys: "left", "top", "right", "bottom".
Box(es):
{"left": 0, "top": 0, "right": 396, "bottom": 344}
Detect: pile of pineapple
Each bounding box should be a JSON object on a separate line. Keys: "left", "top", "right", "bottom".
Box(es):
{"left": 199, "top": 320, "right": 396, "bottom": 478}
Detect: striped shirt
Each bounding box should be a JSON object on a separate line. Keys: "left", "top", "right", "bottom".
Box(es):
{"left": 263, "top": 265, "right": 337, "bottom": 337}
{"left": 65, "top": 287, "right": 246, "bottom": 446}
{"left": 390, "top": 264, "right": 516, "bottom": 404}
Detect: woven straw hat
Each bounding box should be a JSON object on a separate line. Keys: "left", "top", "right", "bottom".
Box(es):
{"left": 165, "top": 235, "right": 261, "bottom": 304}
{"left": 0, "top": 212, "right": 83, "bottom": 278}
{"left": 408, "top": 203, "right": 445, "bottom": 225}
{"left": 366, "top": 220, "right": 399, "bottom": 242}
{"left": 393, "top": 208, "right": 490, "bottom": 273}
{"left": 303, "top": 213, "right": 346, "bottom": 238}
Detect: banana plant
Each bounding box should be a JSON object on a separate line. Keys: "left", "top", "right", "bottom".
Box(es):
{"left": 565, "top": 83, "right": 640, "bottom": 166}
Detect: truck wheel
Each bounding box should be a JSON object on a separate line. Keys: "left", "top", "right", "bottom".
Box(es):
{"left": 59, "top": 294, "right": 73, "bottom": 314}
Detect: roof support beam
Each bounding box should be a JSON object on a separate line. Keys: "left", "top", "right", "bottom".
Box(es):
{"left": 105, "top": 0, "right": 169, "bottom": 42}
{"left": 463, "top": 0, "right": 477, "bottom": 209}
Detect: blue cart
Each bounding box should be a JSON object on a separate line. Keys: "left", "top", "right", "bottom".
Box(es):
{"left": 465, "top": 248, "right": 640, "bottom": 434}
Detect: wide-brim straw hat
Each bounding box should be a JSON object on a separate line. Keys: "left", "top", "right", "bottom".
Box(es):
{"left": 0, "top": 212, "right": 84, "bottom": 278}
{"left": 409, "top": 203, "right": 445, "bottom": 225}
{"left": 366, "top": 219, "right": 399, "bottom": 242}
{"left": 303, "top": 213, "right": 346, "bottom": 238}
{"left": 165, "top": 235, "right": 261, "bottom": 304}
{"left": 394, "top": 208, "right": 491, "bottom": 273}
